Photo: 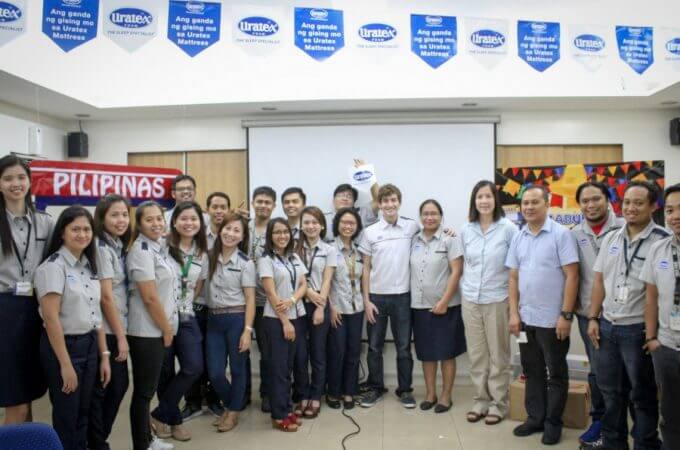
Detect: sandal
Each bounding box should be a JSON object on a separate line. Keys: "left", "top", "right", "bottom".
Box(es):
{"left": 287, "top": 413, "right": 302, "bottom": 426}
{"left": 466, "top": 411, "right": 486, "bottom": 423}
{"left": 303, "top": 402, "right": 320, "bottom": 419}
{"left": 272, "top": 418, "right": 298, "bottom": 432}
{"left": 485, "top": 414, "right": 503, "bottom": 425}
{"left": 293, "top": 403, "right": 305, "bottom": 417}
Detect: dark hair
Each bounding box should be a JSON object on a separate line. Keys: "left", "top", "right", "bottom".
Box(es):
{"left": 468, "top": 180, "right": 504, "bottom": 222}
{"left": 252, "top": 186, "right": 276, "bottom": 202}
{"left": 44, "top": 205, "right": 98, "bottom": 275}
{"left": 332, "top": 207, "right": 363, "bottom": 241}
{"left": 624, "top": 180, "right": 658, "bottom": 204}
{"left": 206, "top": 191, "right": 231, "bottom": 209}
{"left": 281, "top": 187, "right": 306, "bottom": 204}
{"left": 171, "top": 174, "right": 197, "bottom": 190}
{"left": 377, "top": 183, "right": 402, "bottom": 203}
{"left": 522, "top": 184, "right": 550, "bottom": 202}
{"left": 132, "top": 200, "right": 164, "bottom": 242}
{"left": 419, "top": 199, "right": 443, "bottom": 216}
{"left": 664, "top": 183, "right": 680, "bottom": 202}
{"left": 167, "top": 201, "right": 208, "bottom": 265}
{"left": 333, "top": 184, "right": 358, "bottom": 203}
{"left": 209, "top": 211, "right": 249, "bottom": 280}
{"left": 94, "top": 194, "right": 131, "bottom": 250}
{"left": 0, "top": 155, "right": 35, "bottom": 256}
{"left": 576, "top": 181, "right": 610, "bottom": 203}
{"left": 264, "top": 217, "right": 295, "bottom": 257}
{"left": 295, "top": 206, "right": 327, "bottom": 259}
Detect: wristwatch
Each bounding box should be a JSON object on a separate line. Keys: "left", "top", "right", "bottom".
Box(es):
{"left": 560, "top": 311, "right": 574, "bottom": 321}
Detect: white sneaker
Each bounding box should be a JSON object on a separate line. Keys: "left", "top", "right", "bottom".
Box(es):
{"left": 148, "top": 437, "right": 174, "bottom": 450}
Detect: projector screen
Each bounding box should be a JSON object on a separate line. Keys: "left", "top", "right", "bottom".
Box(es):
{"left": 248, "top": 123, "right": 496, "bottom": 230}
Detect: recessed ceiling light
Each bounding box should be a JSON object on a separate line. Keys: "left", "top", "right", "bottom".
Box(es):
{"left": 462, "top": 102, "right": 478, "bottom": 107}
{"left": 75, "top": 113, "right": 90, "bottom": 118}
{"left": 661, "top": 101, "right": 678, "bottom": 106}
{"left": 261, "top": 106, "right": 277, "bottom": 111}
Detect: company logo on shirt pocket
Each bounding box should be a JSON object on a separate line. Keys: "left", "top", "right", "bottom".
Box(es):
{"left": 659, "top": 260, "right": 669, "bottom": 270}
{"left": 609, "top": 245, "right": 620, "bottom": 255}
{"left": 579, "top": 238, "right": 588, "bottom": 247}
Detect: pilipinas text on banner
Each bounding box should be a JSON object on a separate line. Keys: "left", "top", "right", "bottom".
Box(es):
{"left": 0, "top": 0, "right": 26, "bottom": 47}
{"left": 294, "top": 7, "right": 344, "bottom": 61}
{"left": 616, "top": 25, "right": 653, "bottom": 74}
{"left": 231, "top": 4, "right": 283, "bottom": 56}
{"left": 29, "top": 160, "right": 183, "bottom": 210}
{"left": 411, "top": 14, "right": 457, "bottom": 69}
{"left": 657, "top": 27, "right": 680, "bottom": 71}
{"left": 168, "top": 0, "right": 220, "bottom": 57}
{"left": 102, "top": 0, "right": 157, "bottom": 52}
{"left": 570, "top": 24, "right": 608, "bottom": 72}
{"left": 517, "top": 20, "right": 560, "bottom": 72}
{"left": 42, "top": 0, "right": 99, "bottom": 52}
{"left": 465, "top": 17, "right": 508, "bottom": 69}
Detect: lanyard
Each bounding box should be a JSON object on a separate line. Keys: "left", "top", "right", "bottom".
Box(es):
{"left": 250, "top": 232, "right": 264, "bottom": 261}
{"left": 276, "top": 254, "right": 297, "bottom": 292}
{"left": 11, "top": 220, "right": 32, "bottom": 277}
{"left": 180, "top": 254, "right": 194, "bottom": 299}
{"left": 305, "top": 246, "right": 319, "bottom": 290}
{"left": 343, "top": 245, "right": 358, "bottom": 311}
{"left": 672, "top": 246, "right": 680, "bottom": 307}
{"left": 587, "top": 225, "right": 619, "bottom": 254}
{"left": 622, "top": 237, "right": 645, "bottom": 280}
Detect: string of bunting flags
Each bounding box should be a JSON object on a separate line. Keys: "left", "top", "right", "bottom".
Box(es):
{"left": 0, "top": 0, "right": 678, "bottom": 75}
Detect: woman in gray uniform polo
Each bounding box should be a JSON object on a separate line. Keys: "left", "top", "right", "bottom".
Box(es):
{"left": 0, "top": 155, "right": 53, "bottom": 424}
{"left": 35, "top": 206, "right": 111, "bottom": 450}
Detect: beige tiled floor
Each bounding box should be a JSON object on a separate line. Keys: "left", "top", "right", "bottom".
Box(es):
{"left": 19, "top": 385, "right": 584, "bottom": 450}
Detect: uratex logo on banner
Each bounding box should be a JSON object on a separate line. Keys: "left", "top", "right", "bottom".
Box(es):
{"left": 167, "top": 0, "right": 221, "bottom": 57}
{"left": 358, "top": 23, "right": 397, "bottom": 45}
{"left": 411, "top": 13, "right": 458, "bottom": 69}
{"left": 517, "top": 20, "right": 561, "bottom": 72}
{"left": 42, "top": 0, "right": 99, "bottom": 52}
{"left": 465, "top": 17, "right": 508, "bottom": 69}
{"left": 239, "top": 16, "right": 278, "bottom": 37}
{"left": 658, "top": 27, "right": 680, "bottom": 71}
{"left": 294, "top": 7, "right": 345, "bottom": 61}
{"left": 0, "top": 0, "right": 26, "bottom": 47}
{"left": 616, "top": 25, "right": 654, "bottom": 74}
{"left": 570, "top": 25, "right": 608, "bottom": 72}
{"left": 103, "top": 0, "right": 157, "bottom": 52}
{"left": 231, "top": 5, "right": 283, "bottom": 54}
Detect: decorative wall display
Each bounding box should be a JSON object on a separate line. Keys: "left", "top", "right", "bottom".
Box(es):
{"left": 616, "top": 25, "right": 654, "bottom": 74}
{"left": 167, "top": 0, "right": 221, "bottom": 57}
{"left": 42, "top": 0, "right": 99, "bottom": 52}
{"left": 465, "top": 17, "right": 508, "bottom": 70}
{"left": 658, "top": 27, "right": 680, "bottom": 71}
{"left": 410, "top": 13, "right": 457, "bottom": 69}
{"left": 517, "top": 20, "right": 560, "bottom": 72}
{"left": 0, "top": 0, "right": 26, "bottom": 47}
{"left": 29, "top": 159, "right": 182, "bottom": 210}
{"left": 496, "top": 160, "right": 665, "bottom": 228}
{"left": 294, "top": 7, "right": 344, "bottom": 61}
{"left": 231, "top": 4, "right": 283, "bottom": 55}
{"left": 102, "top": 0, "right": 157, "bottom": 52}
{"left": 570, "top": 24, "right": 609, "bottom": 72}
{"left": 356, "top": 21, "right": 398, "bottom": 50}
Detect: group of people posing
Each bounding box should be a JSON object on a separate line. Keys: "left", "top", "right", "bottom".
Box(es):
{"left": 0, "top": 153, "right": 679, "bottom": 450}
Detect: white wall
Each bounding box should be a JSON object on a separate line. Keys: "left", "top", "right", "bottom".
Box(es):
{"left": 0, "top": 104, "right": 67, "bottom": 160}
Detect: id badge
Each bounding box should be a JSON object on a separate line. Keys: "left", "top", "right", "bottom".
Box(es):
{"left": 518, "top": 331, "right": 528, "bottom": 344}
{"left": 14, "top": 281, "right": 34, "bottom": 297}
{"left": 671, "top": 308, "right": 680, "bottom": 332}
{"left": 615, "top": 285, "right": 629, "bottom": 304}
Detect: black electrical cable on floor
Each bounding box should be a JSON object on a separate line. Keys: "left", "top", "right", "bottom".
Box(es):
{"left": 340, "top": 405, "right": 361, "bottom": 450}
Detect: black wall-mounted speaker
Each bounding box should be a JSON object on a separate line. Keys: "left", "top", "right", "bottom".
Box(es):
{"left": 67, "top": 132, "right": 89, "bottom": 157}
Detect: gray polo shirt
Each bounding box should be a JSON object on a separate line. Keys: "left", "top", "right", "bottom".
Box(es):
{"left": 0, "top": 209, "right": 54, "bottom": 293}
{"left": 359, "top": 216, "right": 420, "bottom": 295}
{"left": 96, "top": 235, "right": 128, "bottom": 334}
{"left": 170, "top": 243, "right": 208, "bottom": 316}
{"left": 505, "top": 217, "right": 580, "bottom": 328}
{"left": 641, "top": 236, "right": 680, "bottom": 350}
{"left": 248, "top": 220, "right": 268, "bottom": 307}
{"left": 258, "top": 253, "right": 307, "bottom": 320}
{"left": 410, "top": 229, "right": 463, "bottom": 309}
{"left": 127, "top": 234, "right": 179, "bottom": 337}
{"left": 324, "top": 205, "right": 378, "bottom": 241}
{"left": 35, "top": 247, "right": 102, "bottom": 335}
{"left": 571, "top": 211, "right": 624, "bottom": 316}
{"left": 301, "top": 239, "right": 337, "bottom": 296}
{"left": 329, "top": 237, "right": 364, "bottom": 315}
{"left": 209, "top": 250, "right": 256, "bottom": 308}
{"left": 594, "top": 220, "right": 670, "bottom": 325}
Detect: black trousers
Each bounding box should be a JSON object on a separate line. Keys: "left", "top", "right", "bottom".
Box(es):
{"left": 652, "top": 344, "right": 680, "bottom": 450}
{"left": 519, "top": 324, "right": 570, "bottom": 433}
{"left": 184, "top": 304, "right": 219, "bottom": 409}
{"left": 40, "top": 330, "right": 98, "bottom": 450}
{"left": 87, "top": 335, "right": 129, "bottom": 450}
{"left": 252, "top": 305, "right": 271, "bottom": 399}
{"left": 128, "top": 336, "right": 165, "bottom": 450}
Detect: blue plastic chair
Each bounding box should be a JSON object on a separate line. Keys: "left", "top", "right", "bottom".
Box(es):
{"left": 0, "top": 423, "right": 63, "bottom": 450}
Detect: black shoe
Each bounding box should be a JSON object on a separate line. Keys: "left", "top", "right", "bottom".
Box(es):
{"left": 541, "top": 428, "right": 562, "bottom": 446}
{"left": 579, "top": 438, "right": 605, "bottom": 449}
{"left": 260, "top": 396, "right": 271, "bottom": 413}
{"left": 419, "top": 398, "right": 437, "bottom": 411}
{"left": 434, "top": 402, "right": 452, "bottom": 414}
{"left": 399, "top": 392, "right": 416, "bottom": 409}
{"left": 359, "top": 390, "right": 382, "bottom": 408}
{"left": 343, "top": 398, "right": 355, "bottom": 410}
{"left": 326, "top": 396, "right": 341, "bottom": 409}
{"left": 513, "top": 422, "right": 544, "bottom": 437}
{"left": 180, "top": 403, "right": 203, "bottom": 422}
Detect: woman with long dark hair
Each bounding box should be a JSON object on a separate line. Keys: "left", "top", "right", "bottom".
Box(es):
{"left": 258, "top": 218, "right": 308, "bottom": 432}
{"left": 0, "top": 155, "right": 53, "bottom": 424}
{"left": 151, "top": 201, "right": 207, "bottom": 442}
{"left": 126, "top": 201, "right": 177, "bottom": 450}
{"left": 88, "top": 194, "right": 132, "bottom": 449}
{"left": 206, "top": 211, "right": 256, "bottom": 432}
{"left": 294, "top": 206, "right": 337, "bottom": 418}
{"left": 326, "top": 207, "right": 364, "bottom": 409}
{"left": 35, "top": 205, "right": 111, "bottom": 449}
{"left": 460, "top": 180, "right": 518, "bottom": 425}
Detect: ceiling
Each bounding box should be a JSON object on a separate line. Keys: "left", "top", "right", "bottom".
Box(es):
{"left": 1, "top": 70, "right": 679, "bottom": 122}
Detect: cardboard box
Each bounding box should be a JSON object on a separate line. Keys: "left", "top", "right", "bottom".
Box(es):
{"left": 509, "top": 377, "right": 590, "bottom": 429}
